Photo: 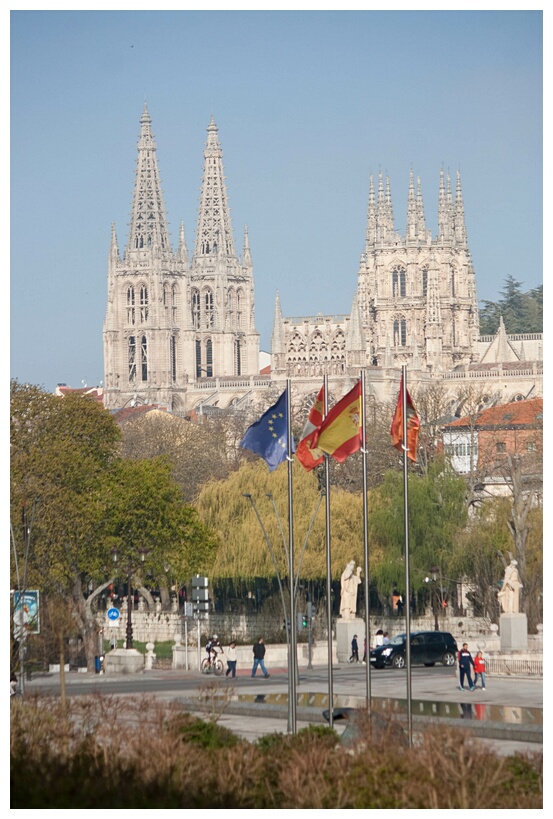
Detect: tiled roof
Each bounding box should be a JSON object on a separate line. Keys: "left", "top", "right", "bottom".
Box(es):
{"left": 445, "top": 397, "right": 543, "bottom": 430}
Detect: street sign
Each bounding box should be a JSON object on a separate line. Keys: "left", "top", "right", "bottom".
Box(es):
{"left": 107, "top": 607, "right": 120, "bottom": 628}
{"left": 13, "top": 590, "right": 40, "bottom": 638}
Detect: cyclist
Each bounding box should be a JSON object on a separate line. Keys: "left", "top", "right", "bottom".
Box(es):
{"left": 205, "top": 634, "right": 223, "bottom": 668}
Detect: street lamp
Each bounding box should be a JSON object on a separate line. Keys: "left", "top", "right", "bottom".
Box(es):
{"left": 111, "top": 546, "right": 147, "bottom": 649}
{"left": 429, "top": 566, "right": 440, "bottom": 631}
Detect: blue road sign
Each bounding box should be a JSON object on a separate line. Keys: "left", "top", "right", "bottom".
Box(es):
{"left": 107, "top": 608, "right": 120, "bottom": 621}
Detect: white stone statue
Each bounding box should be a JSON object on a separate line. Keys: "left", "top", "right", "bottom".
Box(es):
{"left": 340, "top": 560, "right": 362, "bottom": 620}
{"left": 498, "top": 559, "right": 523, "bottom": 614}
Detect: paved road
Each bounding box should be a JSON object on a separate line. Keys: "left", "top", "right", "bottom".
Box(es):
{"left": 24, "top": 662, "right": 542, "bottom": 755}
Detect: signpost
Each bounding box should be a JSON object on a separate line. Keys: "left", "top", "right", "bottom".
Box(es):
{"left": 192, "top": 576, "right": 209, "bottom": 670}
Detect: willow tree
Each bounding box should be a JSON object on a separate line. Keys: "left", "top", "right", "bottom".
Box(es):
{"left": 367, "top": 461, "right": 468, "bottom": 607}
{"left": 196, "top": 459, "right": 373, "bottom": 581}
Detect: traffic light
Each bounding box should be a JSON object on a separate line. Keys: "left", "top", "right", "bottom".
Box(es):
{"left": 191, "top": 575, "right": 209, "bottom": 617}
{"left": 297, "top": 613, "right": 308, "bottom": 630}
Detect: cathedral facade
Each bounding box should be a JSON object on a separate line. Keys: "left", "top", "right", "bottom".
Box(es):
{"left": 104, "top": 110, "right": 542, "bottom": 414}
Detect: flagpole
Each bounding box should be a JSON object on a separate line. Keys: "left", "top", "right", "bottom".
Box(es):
{"left": 323, "top": 374, "right": 334, "bottom": 729}
{"left": 361, "top": 370, "right": 371, "bottom": 715}
{"left": 402, "top": 364, "right": 413, "bottom": 747}
{"left": 286, "top": 378, "right": 297, "bottom": 734}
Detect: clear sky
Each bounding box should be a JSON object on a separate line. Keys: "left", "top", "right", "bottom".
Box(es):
{"left": 10, "top": 8, "right": 543, "bottom": 392}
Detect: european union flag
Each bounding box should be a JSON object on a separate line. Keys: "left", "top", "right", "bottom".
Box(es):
{"left": 240, "top": 388, "right": 294, "bottom": 471}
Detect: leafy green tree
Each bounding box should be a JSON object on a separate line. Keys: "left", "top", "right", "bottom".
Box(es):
{"left": 367, "top": 462, "right": 468, "bottom": 606}
{"left": 10, "top": 381, "right": 219, "bottom": 669}
{"left": 197, "top": 459, "right": 370, "bottom": 581}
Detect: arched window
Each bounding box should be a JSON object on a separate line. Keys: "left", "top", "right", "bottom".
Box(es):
{"left": 172, "top": 285, "right": 178, "bottom": 324}
{"left": 236, "top": 289, "right": 243, "bottom": 329}
{"left": 127, "top": 286, "right": 135, "bottom": 325}
{"left": 422, "top": 266, "right": 428, "bottom": 297}
{"left": 195, "top": 340, "right": 201, "bottom": 378}
{"left": 170, "top": 335, "right": 177, "bottom": 382}
{"left": 140, "top": 336, "right": 148, "bottom": 381}
{"left": 451, "top": 266, "right": 456, "bottom": 297}
{"left": 228, "top": 290, "right": 235, "bottom": 327}
{"left": 139, "top": 286, "right": 149, "bottom": 323}
{"left": 393, "top": 319, "right": 407, "bottom": 346}
{"left": 204, "top": 289, "right": 214, "bottom": 329}
{"left": 191, "top": 289, "right": 200, "bottom": 329}
{"left": 206, "top": 339, "right": 213, "bottom": 377}
{"left": 392, "top": 267, "right": 406, "bottom": 298}
{"left": 128, "top": 336, "right": 136, "bottom": 381}
{"left": 235, "top": 339, "right": 242, "bottom": 375}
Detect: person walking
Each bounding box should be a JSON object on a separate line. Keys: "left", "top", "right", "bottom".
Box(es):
{"left": 225, "top": 641, "right": 238, "bottom": 678}
{"left": 474, "top": 651, "right": 486, "bottom": 690}
{"left": 349, "top": 634, "right": 359, "bottom": 663}
{"left": 458, "top": 643, "right": 475, "bottom": 691}
{"left": 251, "top": 637, "right": 270, "bottom": 678}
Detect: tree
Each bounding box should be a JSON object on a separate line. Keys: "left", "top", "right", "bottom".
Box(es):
{"left": 367, "top": 463, "right": 468, "bottom": 607}
{"left": 196, "top": 459, "right": 371, "bottom": 581}
{"left": 10, "top": 381, "right": 219, "bottom": 670}
{"left": 479, "top": 276, "right": 543, "bottom": 335}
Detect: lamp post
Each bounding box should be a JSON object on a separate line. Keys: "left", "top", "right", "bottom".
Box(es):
{"left": 111, "top": 546, "right": 147, "bottom": 649}
{"left": 429, "top": 566, "right": 439, "bottom": 631}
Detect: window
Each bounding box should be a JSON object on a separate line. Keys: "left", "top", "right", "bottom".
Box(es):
{"left": 236, "top": 289, "right": 243, "bottom": 329}
{"left": 140, "top": 335, "right": 148, "bottom": 381}
{"left": 235, "top": 339, "right": 242, "bottom": 375}
{"left": 139, "top": 286, "right": 149, "bottom": 323}
{"left": 392, "top": 267, "right": 406, "bottom": 298}
{"left": 170, "top": 335, "right": 177, "bottom": 382}
{"left": 172, "top": 285, "right": 178, "bottom": 324}
{"left": 496, "top": 442, "right": 506, "bottom": 453}
{"left": 422, "top": 267, "right": 428, "bottom": 297}
{"left": 204, "top": 289, "right": 214, "bottom": 328}
{"left": 393, "top": 318, "right": 407, "bottom": 346}
{"left": 206, "top": 339, "right": 213, "bottom": 377}
{"left": 195, "top": 340, "right": 202, "bottom": 378}
{"left": 192, "top": 289, "right": 200, "bottom": 329}
{"left": 527, "top": 441, "right": 537, "bottom": 452}
{"left": 127, "top": 286, "right": 135, "bottom": 325}
{"left": 128, "top": 336, "right": 136, "bottom": 381}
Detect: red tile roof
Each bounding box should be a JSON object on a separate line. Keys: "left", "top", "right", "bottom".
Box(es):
{"left": 445, "top": 397, "right": 543, "bottom": 430}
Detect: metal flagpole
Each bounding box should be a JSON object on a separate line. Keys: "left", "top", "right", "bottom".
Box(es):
{"left": 286, "top": 378, "right": 297, "bottom": 734}
{"left": 361, "top": 370, "right": 371, "bottom": 715}
{"left": 402, "top": 364, "right": 413, "bottom": 746}
{"left": 323, "top": 374, "right": 334, "bottom": 729}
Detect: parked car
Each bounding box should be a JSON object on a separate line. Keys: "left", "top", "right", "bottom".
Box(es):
{"left": 369, "top": 631, "right": 458, "bottom": 669}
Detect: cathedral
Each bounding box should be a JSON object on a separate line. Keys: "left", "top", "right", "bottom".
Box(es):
{"left": 103, "top": 108, "right": 542, "bottom": 414}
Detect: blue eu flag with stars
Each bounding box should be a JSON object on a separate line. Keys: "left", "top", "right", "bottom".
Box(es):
{"left": 240, "top": 388, "right": 294, "bottom": 471}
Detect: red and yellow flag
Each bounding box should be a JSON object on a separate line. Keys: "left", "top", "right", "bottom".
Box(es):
{"left": 312, "top": 381, "right": 362, "bottom": 463}
{"left": 296, "top": 385, "right": 325, "bottom": 471}
{"left": 390, "top": 375, "right": 420, "bottom": 462}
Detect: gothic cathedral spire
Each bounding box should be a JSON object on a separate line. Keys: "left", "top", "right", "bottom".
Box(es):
{"left": 194, "top": 116, "right": 235, "bottom": 261}
{"left": 126, "top": 103, "right": 171, "bottom": 259}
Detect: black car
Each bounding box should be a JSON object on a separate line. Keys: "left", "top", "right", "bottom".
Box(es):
{"left": 369, "top": 631, "right": 458, "bottom": 669}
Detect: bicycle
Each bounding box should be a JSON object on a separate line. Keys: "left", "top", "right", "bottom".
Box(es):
{"left": 201, "top": 654, "right": 224, "bottom": 676}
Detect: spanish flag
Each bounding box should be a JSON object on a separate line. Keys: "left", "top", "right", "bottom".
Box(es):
{"left": 296, "top": 385, "right": 325, "bottom": 471}
{"left": 311, "top": 381, "right": 362, "bottom": 463}
{"left": 390, "top": 374, "right": 420, "bottom": 462}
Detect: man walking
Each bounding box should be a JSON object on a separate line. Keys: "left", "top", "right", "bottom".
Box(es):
{"left": 458, "top": 642, "right": 475, "bottom": 691}
{"left": 251, "top": 637, "right": 270, "bottom": 678}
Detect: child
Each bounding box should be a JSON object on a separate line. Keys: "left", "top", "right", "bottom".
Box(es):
{"left": 473, "top": 650, "right": 486, "bottom": 690}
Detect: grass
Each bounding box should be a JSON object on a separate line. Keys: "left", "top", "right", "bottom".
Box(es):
{"left": 103, "top": 639, "right": 174, "bottom": 659}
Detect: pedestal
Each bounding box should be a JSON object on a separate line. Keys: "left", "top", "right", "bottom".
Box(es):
{"left": 499, "top": 613, "right": 528, "bottom": 652}
{"left": 336, "top": 618, "right": 365, "bottom": 663}
{"left": 104, "top": 648, "right": 144, "bottom": 674}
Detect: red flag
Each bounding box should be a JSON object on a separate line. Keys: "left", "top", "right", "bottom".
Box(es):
{"left": 296, "top": 385, "right": 325, "bottom": 471}
{"left": 312, "top": 381, "right": 362, "bottom": 463}
{"left": 390, "top": 375, "right": 420, "bottom": 462}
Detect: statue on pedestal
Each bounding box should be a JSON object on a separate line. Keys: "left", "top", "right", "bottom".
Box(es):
{"left": 498, "top": 559, "right": 523, "bottom": 614}
{"left": 340, "top": 560, "right": 362, "bottom": 620}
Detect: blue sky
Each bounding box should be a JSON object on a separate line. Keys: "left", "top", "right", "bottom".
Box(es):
{"left": 10, "top": 9, "right": 543, "bottom": 392}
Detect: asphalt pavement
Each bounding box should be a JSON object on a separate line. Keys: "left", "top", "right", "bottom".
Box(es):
{"left": 23, "top": 661, "right": 543, "bottom": 756}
